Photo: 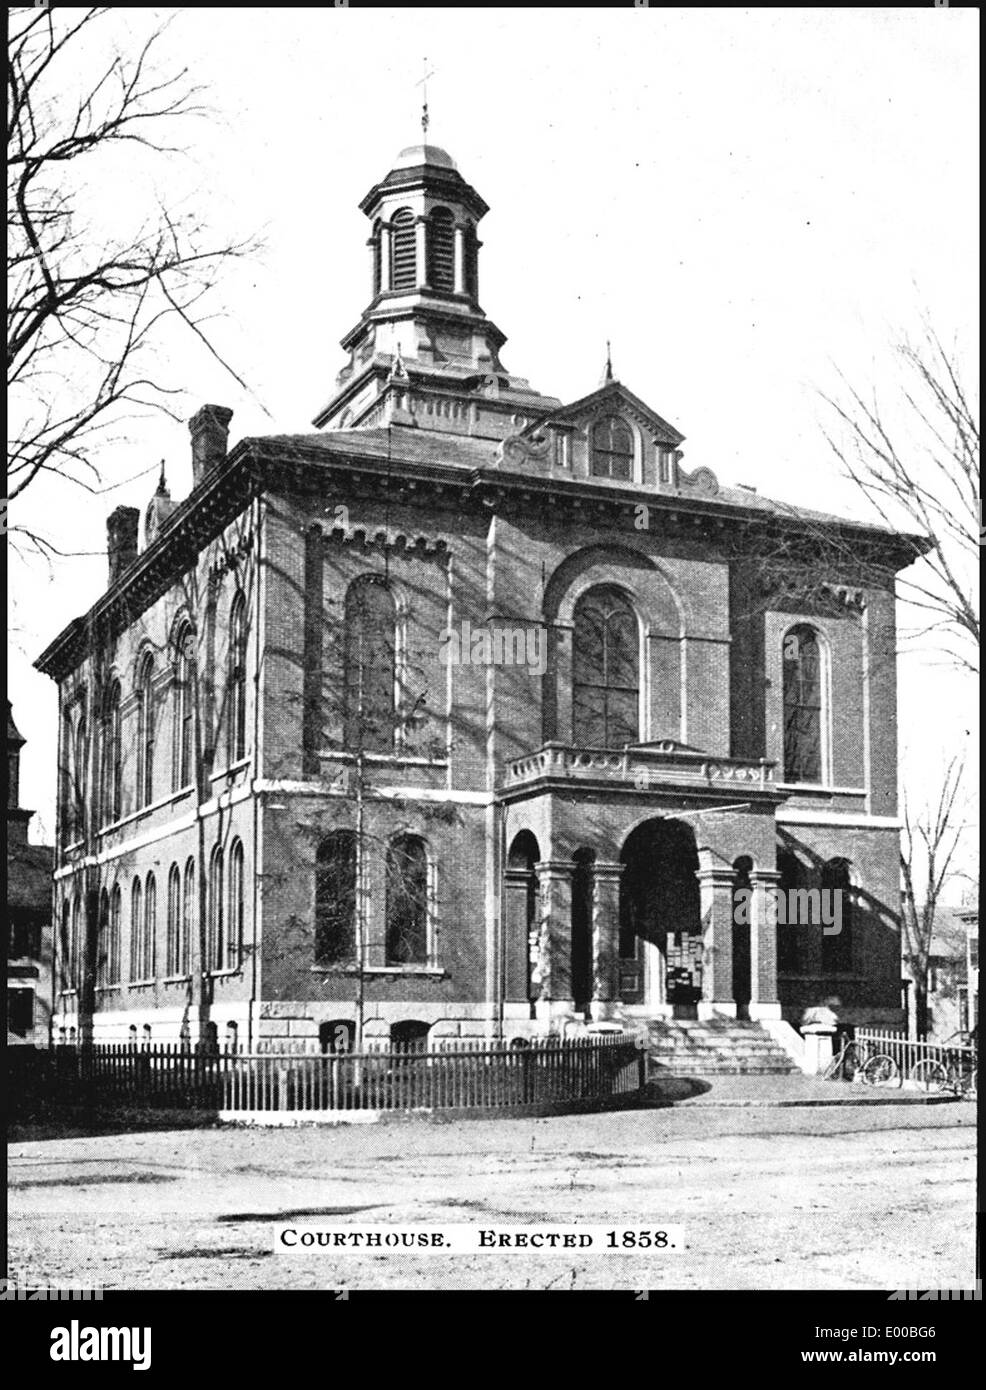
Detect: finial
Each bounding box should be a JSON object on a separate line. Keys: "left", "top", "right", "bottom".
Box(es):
{"left": 416, "top": 57, "right": 435, "bottom": 140}
{"left": 392, "top": 344, "right": 408, "bottom": 380}
{"left": 603, "top": 340, "right": 614, "bottom": 384}
{"left": 156, "top": 460, "right": 169, "bottom": 496}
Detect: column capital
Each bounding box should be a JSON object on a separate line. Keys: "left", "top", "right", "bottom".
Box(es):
{"left": 591, "top": 860, "right": 624, "bottom": 880}
{"left": 535, "top": 860, "right": 574, "bottom": 876}
{"left": 695, "top": 866, "right": 739, "bottom": 886}
{"left": 750, "top": 869, "right": 783, "bottom": 886}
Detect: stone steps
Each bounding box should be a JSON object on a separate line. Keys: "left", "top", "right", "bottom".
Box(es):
{"left": 646, "top": 1017, "right": 801, "bottom": 1077}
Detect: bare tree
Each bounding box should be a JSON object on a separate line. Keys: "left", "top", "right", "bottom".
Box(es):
{"left": 7, "top": 7, "right": 256, "bottom": 547}
{"left": 899, "top": 757, "right": 970, "bottom": 1039}
{"left": 819, "top": 323, "right": 979, "bottom": 674}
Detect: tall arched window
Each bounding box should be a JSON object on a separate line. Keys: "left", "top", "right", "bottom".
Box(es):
{"left": 73, "top": 719, "right": 87, "bottom": 840}
{"left": 390, "top": 208, "right": 416, "bottom": 290}
{"left": 385, "top": 834, "right": 429, "bottom": 966}
{"left": 173, "top": 622, "right": 196, "bottom": 791}
{"left": 100, "top": 682, "right": 122, "bottom": 826}
{"left": 820, "top": 858, "right": 853, "bottom": 974}
{"left": 70, "top": 893, "right": 80, "bottom": 991}
{"left": 167, "top": 864, "right": 181, "bottom": 976}
{"left": 144, "top": 872, "right": 156, "bottom": 982}
{"left": 181, "top": 858, "right": 195, "bottom": 976}
{"left": 590, "top": 417, "right": 633, "bottom": 480}
{"left": 227, "top": 593, "right": 247, "bottom": 765}
{"left": 572, "top": 586, "right": 640, "bottom": 747}
{"left": 130, "top": 877, "right": 143, "bottom": 982}
{"left": 59, "top": 899, "right": 72, "bottom": 992}
{"left": 783, "top": 625, "right": 825, "bottom": 784}
{"left": 315, "top": 830, "right": 356, "bottom": 966}
{"left": 208, "top": 845, "right": 224, "bottom": 972}
{"left": 60, "top": 710, "right": 73, "bottom": 843}
{"left": 136, "top": 654, "right": 154, "bottom": 809}
{"left": 97, "top": 888, "right": 110, "bottom": 987}
{"left": 100, "top": 884, "right": 121, "bottom": 986}
{"left": 344, "top": 578, "right": 397, "bottom": 753}
{"left": 427, "top": 206, "right": 455, "bottom": 291}
{"left": 227, "top": 839, "right": 244, "bottom": 971}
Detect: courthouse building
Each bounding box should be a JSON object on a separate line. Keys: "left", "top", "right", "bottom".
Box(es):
{"left": 37, "top": 140, "right": 921, "bottom": 1054}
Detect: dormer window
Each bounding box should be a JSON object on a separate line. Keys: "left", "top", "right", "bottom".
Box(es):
{"left": 591, "top": 416, "right": 633, "bottom": 481}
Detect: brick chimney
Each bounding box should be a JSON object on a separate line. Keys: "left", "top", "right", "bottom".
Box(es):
{"left": 189, "top": 404, "right": 234, "bottom": 485}
{"left": 107, "top": 505, "right": 139, "bottom": 587}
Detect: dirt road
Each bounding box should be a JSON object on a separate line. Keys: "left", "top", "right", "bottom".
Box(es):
{"left": 7, "top": 1102, "right": 976, "bottom": 1291}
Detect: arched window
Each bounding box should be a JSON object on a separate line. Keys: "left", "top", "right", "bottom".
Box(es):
{"left": 319, "top": 1020, "right": 354, "bottom": 1054}
{"left": 99, "top": 884, "right": 121, "bottom": 987}
{"left": 100, "top": 682, "right": 122, "bottom": 825}
{"left": 227, "top": 593, "right": 247, "bottom": 765}
{"left": 173, "top": 622, "right": 196, "bottom": 791}
{"left": 572, "top": 586, "right": 640, "bottom": 747}
{"left": 73, "top": 719, "right": 87, "bottom": 840}
{"left": 391, "top": 1019, "right": 430, "bottom": 1053}
{"left": 144, "top": 872, "right": 156, "bottom": 982}
{"left": 227, "top": 839, "right": 244, "bottom": 971}
{"left": 385, "top": 834, "right": 429, "bottom": 966}
{"left": 344, "top": 578, "right": 397, "bottom": 753}
{"left": 136, "top": 654, "right": 154, "bottom": 809}
{"left": 130, "top": 877, "right": 143, "bottom": 982}
{"left": 314, "top": 831, "right": 356, "bottom": 966}
{"left": 783, "top": 625, "right": 825, "bottom": 784}
{"left": 208, "top": 845, "right": 224, "bottom": 972}
{"left": 590, "top": 417, "right": 634, "bottom": 480}
{"left": 390, "top": 208, "right": 416, "bottom": 290}
{"left": 167, "top": 864, "right": 181, "bottom": 976}
{"left": 427, "top": 206, "right": 455, "bottom": 291}
{"left": 820, "top": 858, "right": 853, "bottom": 974}
{"left": 59, "top": 899, "right": 72, "bottom": 993}
{"left": 60, "top": 710, "right": 73, "bottom": 843}
{"left": 70, "top": 893, "right": 80, "bottom": 991}
{"left": 181, "top": 858, "right": 195, "bottom": 976}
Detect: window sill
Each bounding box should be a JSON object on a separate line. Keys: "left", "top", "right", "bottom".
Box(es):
{"left": 310, "top": 964, "right": 446, "bottom": 978}
{"left": 210, "top": 758, "right": 251, "bottom": 783}
{"left": 96, "top": 785, "right": 195, "bottom": 837}
{"left": 205, "top": 967, "right": 243, "bottom": 980}
{"left": 94, "top": 985, "right": 122, "bottom": 993}
{"left": 129, "top": 979, "right": 156, "bottom": 989}
{"left": 777, "top": 783, "right": 867, "bottom": 796}
{"left": 161, "top": 975, "right": 192, "bottom": 985}
{"left": 319, "top": 750, "right": 448, "bottom": 769}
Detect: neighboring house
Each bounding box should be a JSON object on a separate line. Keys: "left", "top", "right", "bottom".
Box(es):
{"left": 958, "top": 906, "right": 978, "bottom": 1034}
{"left": 7, "top": 703, "right": 54, "bottom": 1045}
{"left": 36, "top": 139, "right": 923, "bottom": 1050}
{"left": 901, "top": 904, "right": 977, "bottom": 1041}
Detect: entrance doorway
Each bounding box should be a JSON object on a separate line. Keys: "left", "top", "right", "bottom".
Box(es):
{"left": 619, "top": 818, "right": 702, "bottom": 1017}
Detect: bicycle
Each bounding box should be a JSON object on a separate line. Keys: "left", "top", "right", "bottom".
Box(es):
{"left": 909, "top": 1032, "right": 977, "bottom": 1098}
{"left": 823, "top": 1037, "right": 901, "bottom": 1087}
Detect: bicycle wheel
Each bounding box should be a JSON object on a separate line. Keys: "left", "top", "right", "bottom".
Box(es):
{"left": 860, "top": 1054, "right": 901, "bottom": 1087}
{"left": 910, "top": 1058, "right": 948, "bottom": 1092}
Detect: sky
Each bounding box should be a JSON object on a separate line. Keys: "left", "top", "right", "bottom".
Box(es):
{"left": 8, "top": 7, "right": 979, "bottom": 895}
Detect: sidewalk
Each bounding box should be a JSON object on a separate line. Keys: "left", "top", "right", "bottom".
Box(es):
{"left": 649, "top": 1074, "right": 965, "bottom": 1107}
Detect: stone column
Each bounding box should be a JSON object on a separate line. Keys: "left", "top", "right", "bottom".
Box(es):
{"left": 379, "top": 225, "right": 392, "bottom": 292}
{"left": 591, "top": 861, "right": 622, "bottom": 1020}
{"left": 415, "top": 217, "right": 428, "bottom": 288}
{"left": 696, "top": 866, "right": 736, "bottom": 1018}
{"left": 533, "top": 861, "right": 573, "bottom": 1021}
{"left": 748, "top": 868, "right": 782, "bottom": 1020}
{"left": 454, "top": 225, "right": 466, "bottom": 294}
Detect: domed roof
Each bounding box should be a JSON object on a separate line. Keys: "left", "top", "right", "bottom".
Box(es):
{"left": 392, "top": 143, "right": 457, "bottom": 171}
